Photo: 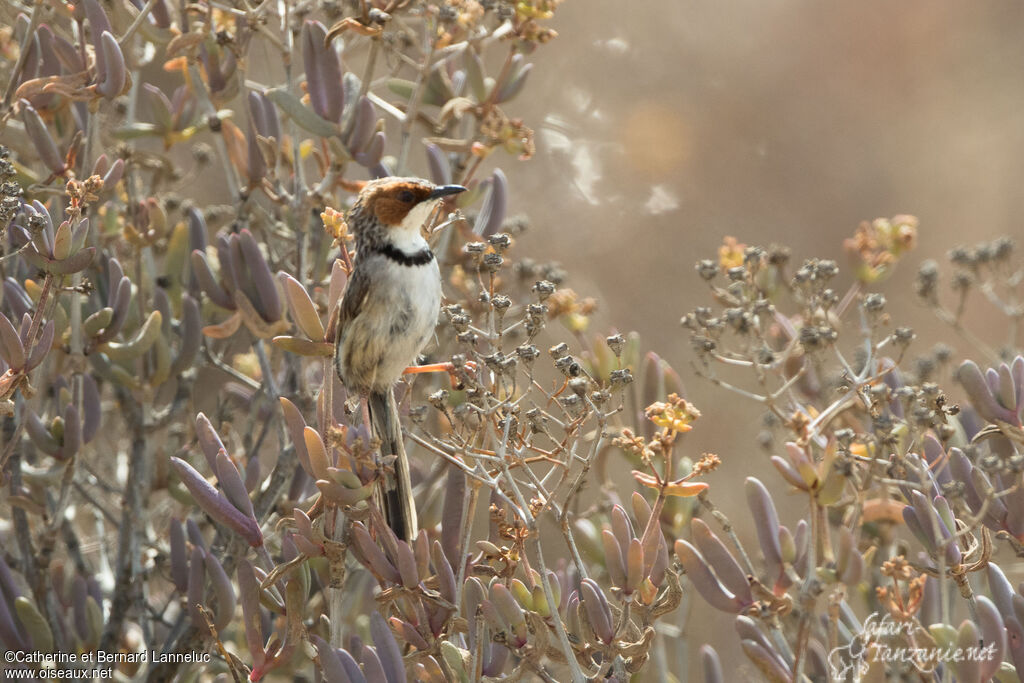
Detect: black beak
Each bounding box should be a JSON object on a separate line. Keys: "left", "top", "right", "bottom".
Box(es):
{"left": 427, "top": 184, "right": 467, "bottom": 200}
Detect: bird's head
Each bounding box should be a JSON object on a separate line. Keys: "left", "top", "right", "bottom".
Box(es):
{"left": 351, "top": 177, "right": 466, "bottom": 238}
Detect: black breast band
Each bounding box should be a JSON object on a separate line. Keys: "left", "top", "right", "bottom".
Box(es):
{"left": 369, "top": 242, "right": 435, "bottom": 266}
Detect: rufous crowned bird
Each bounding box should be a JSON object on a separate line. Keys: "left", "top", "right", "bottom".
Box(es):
{"left": 334, "top": 177, "right": 466, "bottom": 542}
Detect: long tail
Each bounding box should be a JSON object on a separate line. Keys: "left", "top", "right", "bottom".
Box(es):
{"left": 368, "top": 389, "right": 418, "bottom": 542}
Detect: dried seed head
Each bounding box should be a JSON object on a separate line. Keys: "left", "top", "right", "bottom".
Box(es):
{"left": 516, "top": 344, "right": 539, "bottom": 363}
{"left": 488, "top": 233, "right": 511, "bottom": 251}
{"left": 491, "top": 294, "right": 511, "bottom": 312}
{"left": 554, "top": 355, "right": 582, "bottom": 377}
{"left": 696, "top": 259, "right": 718, "bottom": 281}
{"left": 915, "top": 260, "right": 939, "bottom": 299}
{"left": 428, "top": 389, "right": 449, "bottom": 411}
{"left": 863, "top": 293, "right": 886, "bottom": 313}
{"left": 609, "top": 369, "right": 633, "bottom": 389}
{"left": 992, "top": 237, "right": 1013, "bottom": 260}
{"left": 606, "top": 334, "right": 625, "bottom": 357}
{"left": 532, "top": 280, "right": 555, "bottom": 301}
{"left": 525, "top": 407, "right": 546, "bottom": 433}
{"left": 482, "top": 252, "right": 504, "bottom": 272}
{"left": 893, "top": 327, "right": 914, "bottom": 347}
{"left": 952, "top": 271, "right": 973, "bottom": 293}
{"left": 548, "top": 342, "right": 568, "bottom": 358}
{"left": 948, "top": 246, "right": 972, "bottom": 266}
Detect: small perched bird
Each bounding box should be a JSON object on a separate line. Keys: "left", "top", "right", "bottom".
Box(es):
{"left": 335, "top": 177, "right": 466, "bottom": 541}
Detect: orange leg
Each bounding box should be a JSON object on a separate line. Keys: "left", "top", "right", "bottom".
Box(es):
{"left": 403, "top": 361, "right": 478, "bottom": 388}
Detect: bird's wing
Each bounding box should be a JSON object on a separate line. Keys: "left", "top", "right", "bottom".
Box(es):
{"left": 337, "top": 262, "right": 372, "bottom": 334}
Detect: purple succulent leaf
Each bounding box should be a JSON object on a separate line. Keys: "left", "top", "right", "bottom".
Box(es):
{"left": 997, "top": 363, "right": 1017, "bottom": 412}
{"left": 279, "top": 272, "right": 324, "bottom": 340}
{"left": 186, "top": 208, "right": 207, "bottom": 252}
{"left": 600, "top": 529, "right": 626, "bottom": 589}
{"left": 312, "top": 635, "right": 352, "bottom": 683}
{"left": 204, "top": 553, "right": 236, "bottom": 633}
{"left": 610, "top": 504, "right": 635, "bottom": 547}
{"left": 464, "top": 49, "right": 486, "bottom": 101}
{"left": 922, "top": 435, "right": 952, "bottom": 486}
{"left": 186, "top": 518, "right": 206, "bottom": 550}
{"left": 1013, "top": 356, "right": 1024, "bottom": 410}
{"left": 345, "top": 97, "right": 375, "bottom": 153}
{"left": 482, "top": 643, "right": 510, "bottom": 677}
{"left": 170, "top": 294, "right": 201, "bottom": 375}
{"left": 302, "top": 21, "right": 343, "bottom": 123}
{"left": 630, "top": 491, "right": 654, "bottom": 529}
{"left": 239, "top": 230, "right": 281, "bottom": 321}
{"left": 26, "top": 320, "right": 55, "bottom": 370}
{"left": 770, "top": 455, "right": 807, "bottom": 490}
{"left": 370, "top": 611, "right": 405, "bottom": 683}
{"left": 359, "top": 645, "right": 388, "bottom": 683}
{"left": 215, "top": 449, "right": 256, "bottom": 521}
{"left": 490, "top": 582, "right": 525, "bottom": 629}
{"left": 974, "top": 596, "right": 1006, "bottom": 680}
{"left": 625, "top": 537, "right": 644, "bottom": 594}
{"left": 735, "top": 615, "right": 789, "bottom": 672}
{"left": 902, "top": 504, "right": 935, "bottom": 554}
{"left": 395, "top": 540, "right": 419, "bottom": 589}
{"left": 191, "top": 250, "right": 235, "bottom": 310}
{"left": 349, "top": 522, "right": 400, "bottom": 584}
{"left": 425, "top": 143, "right": 452, "bottom": 185}
{"left": 20, "top": 101, "right": 63, "bottom": 175}
{"left": 675, "top": 539, "right": 743, "bottom": 614}
{"left": 745, "top": 477, "right": 783, "bottom": 573}
{"left": 955, "top": 619, "right": 983, "bottom": 683}
{"left": 51, "top": 30, "right": 84, "bottom": 72}
{"left": 170, "top": 457, "right": 263, "bottom": 547}
{"left": 82, "top": 0, "right": 113, "bottom": 75}
{"left": 237, "top": 560, "right": 266, "bottom": 670}
{"left": 0, "top": 313, "right": 25, "bottom": 368}
{"left": 1005, "top": 617, "right": 1024, "bottom": 683}
{"left": 279, "top": 397, "right": 312, "bottom": 475}
{"left": 356, "top": 131, "right": 385, "bottom": 168}
{"left": 579, "top": 578, "right": 614, "bottom": 644}
{"left": 187, "top": 546, "right": 205, "bottom": 628}
{"left": 958, "top": 360, "right": 1018, "bottom": 425}
{"left": 4, "top": 279, "right": 33, "bottom": 320}
{"left": 97, "top": 32, "right": 126, "bottom": 99}
{"left": 649, "top": 533, "right": 670, "bottom": 586}
{"left": 700, "top": 644, "right": 723, "bottom": 683}
{"left": 337, "top": 648, "right": 367, "bottom": 683}
{"left": 495, "top": 61, "right": 532, "bottom": 103}
{"left": 691, "top": 518, "right": 752, "bottom": 603}
{"left": 169, "top": 518, "right": 188, "bottom": 592}
{"left": 195, "top": 412, "right": 225, "bottom": 471}
{"left": 741, "top": 638, "right": 791, "bottom": 680}
{"left": 472, "top": 168, "right": 507, "bottom": 238}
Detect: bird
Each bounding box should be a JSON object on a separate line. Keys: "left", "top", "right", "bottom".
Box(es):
{"left": 334, "top": 177, "right": 466, "bottom": 542}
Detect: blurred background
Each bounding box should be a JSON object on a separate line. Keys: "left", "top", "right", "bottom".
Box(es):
{"left": 501, "top": 2, "right": 1024, "bottom": 678}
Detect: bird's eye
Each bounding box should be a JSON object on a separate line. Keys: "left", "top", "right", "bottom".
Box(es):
{"left": 398, "top": 190, "right": 415, "bottom": 203}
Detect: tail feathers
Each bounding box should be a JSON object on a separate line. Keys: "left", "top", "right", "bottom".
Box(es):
{"left": 368, "top": 390, "right": 418, "bottom": 542}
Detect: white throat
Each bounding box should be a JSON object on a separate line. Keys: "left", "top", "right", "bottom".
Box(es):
{"left": 389, "top": 200, "right": 438, "bottom": 253}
